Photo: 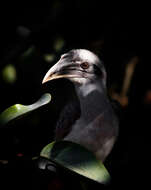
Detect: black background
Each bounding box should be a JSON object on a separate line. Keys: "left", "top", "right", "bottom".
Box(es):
{"left": 0, "top": 1, "right": 151, "bottom": 189}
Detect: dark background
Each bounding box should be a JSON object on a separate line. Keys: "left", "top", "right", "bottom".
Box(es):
{"left": 0, "top": 1, "right": 151, "bottom": 189}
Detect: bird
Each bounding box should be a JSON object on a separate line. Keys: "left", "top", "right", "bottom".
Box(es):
{"left": 42, "top": 49, "right": 119, "bottom": 162}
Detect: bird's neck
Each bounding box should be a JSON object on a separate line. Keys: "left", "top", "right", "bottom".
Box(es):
{"left": 75, "top": 82, "right": 108, "bottom": 122}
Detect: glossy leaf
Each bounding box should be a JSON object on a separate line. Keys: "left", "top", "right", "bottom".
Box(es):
{"left": 40, "top": 140, "right": 110, "bottom": 184}
{"left": 0, "top": 93, "right": 51, "bottom": 126}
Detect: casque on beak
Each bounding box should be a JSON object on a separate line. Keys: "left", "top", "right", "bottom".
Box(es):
{"left": 42, "top": 59, "right": 82, "bottom": 84}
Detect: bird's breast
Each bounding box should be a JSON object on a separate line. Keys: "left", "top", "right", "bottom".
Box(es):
{"left": 64, "top": 109, "right": 118, "bottom": 161}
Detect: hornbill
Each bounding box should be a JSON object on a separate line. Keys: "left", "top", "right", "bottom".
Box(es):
{"left": 42, "top": 49, "right": 119, "bottom": 162}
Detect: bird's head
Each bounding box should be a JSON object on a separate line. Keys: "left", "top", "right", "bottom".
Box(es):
{"left": 42, "top": 49, "right": 106, "bottom": 87}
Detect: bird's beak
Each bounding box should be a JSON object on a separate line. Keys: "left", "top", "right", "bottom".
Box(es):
{"left": 42, "top": 61, "right": 80, "bottom": 84}
{"left": 42, "top": 61, "right": 63, "bottom": 84}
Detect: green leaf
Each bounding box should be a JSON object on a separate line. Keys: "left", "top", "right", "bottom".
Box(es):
{"left": 0, "top": 93, "right": 51, "bottom": 126}
{"left": 2, "top": 64, "right": 17, "bottom": 84}
{"left": 21, "top": 46, "right": 35, "bottom": 58}
{"left": 53, "top": 37, "right": 65, "bottom": 52}
{"left": 40, "top": 141, "right": 110, "bottom": 184}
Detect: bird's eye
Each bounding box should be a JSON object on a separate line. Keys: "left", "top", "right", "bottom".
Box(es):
{"left": 80, "top": 62, "right": 89, "bottom": 69}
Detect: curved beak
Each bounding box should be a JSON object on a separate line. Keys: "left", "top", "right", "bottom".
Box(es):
{"left": 42, "top": 61, "right": 63, "bottom": 84}
{"left": 42, "top": 60, "right": 81, "bottom": 84}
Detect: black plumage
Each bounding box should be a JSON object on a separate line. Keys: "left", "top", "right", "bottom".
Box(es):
{"left": 55, "top": 100, "right": 81, "bottom": 140}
